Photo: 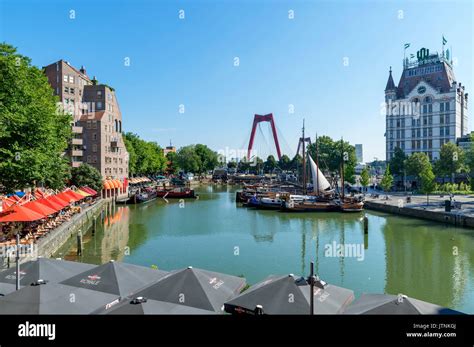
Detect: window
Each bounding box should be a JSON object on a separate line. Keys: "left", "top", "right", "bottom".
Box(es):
{"left": 389, "top": 142, "right": 393, "bottom": 150}
{"left": 64, "top": 86, "right": 69, "bottom": 93}
{"left": 97, "top": 90, "right": 102, "bottom": 97}
{"left": 389, "top": 119, "right": 393, "bottom": 127}
{"left": 69, "top": 76, "right": 74, "bottom": 83}
{"left": 92, "top": 120, "right": 97, "bottom": 129}
{"left": 411, "top": 140, "right": 415, "bottom": 149}
{"left": 440, "top": 115, "right": 444, "bottom": 124}
{"left": 445, "top": 102, "right": 450, "bottom": 111}
{"left": 70, "top": 88, "right": 75, "bottom": 94}
{"left": 401, "top": 142, "right": 405, "bottom": 150}
{"left": 428, "top": 140, "right": 432, "bottom": 148}
{"left": 416, "top": 129, "right": 421, "bottom": 137}
{"left": 445, "top": 115, "right": 450, "bottom": 124}
{"left": 428, "top": 128, "right": 432, "bottom": 136}
{"left": 445, "top": 126, "right": 450, "bottom": 136}
{"left": 417, "top": 140, "right": 421, "bottom": 149}
{"left": 440, "top": 103, "right": 445, "bottom": 112}
{"left": 92, "top": 144, "right": 97, "bottom": 152}
{"left": 92, "top": 155, "right": 97, "bottom": 163}
{"left": 423, "top": 140, "right": 427, "bottom": 149}
{"left": 87, "top": 121, "right": 91, "bottom": 129}
{"left": 428, "top": 104, "right": 432, "bottom": 113}
{"left": 97, "top": 102, "right": 102, "bottom": 109}
{"left": 92, "top": 133, "right": 97, "bottom": 140}
{"left": 428, "top": 115, "right": 433, "bottom": 125}
{"left": 63, "top": 75, "right": 68, "bottom": 82}
{"left": 423, "top": 105, "right": 427, "bottom": 114}
{"left": 401, "top": 118, "right": 405, "bottom": 127}
{"left": 411, "top": 129, "right": 415, "bottom": 137}
{"left": 423, "top": 116, "right": 427, "bottom": 125}
{"left": 423, "top": 128, "right": 427, "bottom": 137}
{"left": 87, "top": 156, "right": 91, "bottom": 163}
{"left": 440, "top": 127, "right": 445, "bottom": 136}
{"left": 411, "top": 118, "right": 415, "bottom": 126}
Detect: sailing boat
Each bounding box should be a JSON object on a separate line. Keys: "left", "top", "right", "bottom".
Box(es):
{"left": 338, "top": 138, "right": 364, "bottom": 212}
{"left": 282, "top": 123, "right": 339, "bottom": 212}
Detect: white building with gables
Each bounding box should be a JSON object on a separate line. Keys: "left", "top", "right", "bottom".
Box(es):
{"left": 385, "top": 46, "right": 469, "bottom": 161}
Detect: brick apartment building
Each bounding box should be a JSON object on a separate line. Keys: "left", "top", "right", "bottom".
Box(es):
{"left": 43, "top": 60, "right": 129, "bottom": 180}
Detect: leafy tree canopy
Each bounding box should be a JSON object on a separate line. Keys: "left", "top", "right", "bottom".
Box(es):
{"left": 0, "top": 43, "right": 72, "bottom": 193}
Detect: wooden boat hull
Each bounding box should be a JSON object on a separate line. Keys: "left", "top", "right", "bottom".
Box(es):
{"left": 156, "top": 189, "right": 196, "bottom": 199}
{"left": 282, "top": 201, "right": 340, "bottom": 212}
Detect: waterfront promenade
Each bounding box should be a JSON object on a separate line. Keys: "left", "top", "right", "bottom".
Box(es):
{"left": 365, "top": 193, "right": 474, "bottom": 228}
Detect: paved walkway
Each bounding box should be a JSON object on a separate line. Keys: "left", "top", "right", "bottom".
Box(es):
{"left": 365, "top": 193, "right": 474, "bottom": 217}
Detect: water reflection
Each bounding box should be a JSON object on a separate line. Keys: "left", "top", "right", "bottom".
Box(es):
{"left": 57, "top": 186, "right": 474, "bottom": 313}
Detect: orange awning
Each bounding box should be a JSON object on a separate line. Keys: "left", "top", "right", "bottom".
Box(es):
{"left": 23, "top": 200, "right": 57, "bottom": 216}
{"left": 0, "top": 205, "right": 46, "bottom": 223}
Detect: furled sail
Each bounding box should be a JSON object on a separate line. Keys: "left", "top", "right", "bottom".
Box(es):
{"left": 308, "top": 154, "right": 331, "bottom": 192}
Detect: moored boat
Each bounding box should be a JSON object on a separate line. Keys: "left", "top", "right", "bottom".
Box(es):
{"left": 156, "top": 187, "right": 196, "bottom": 199}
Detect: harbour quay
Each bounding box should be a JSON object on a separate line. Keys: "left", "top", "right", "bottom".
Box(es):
{"left": 365, "top": 194, "right": 474, "bottom": 228}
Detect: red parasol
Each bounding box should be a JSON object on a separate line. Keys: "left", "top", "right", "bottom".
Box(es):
{"left": 0, "top": 205, "right": 46, "bottom": 222}
{"left": 23, "top": 200, "right": 58, "bottom": 216}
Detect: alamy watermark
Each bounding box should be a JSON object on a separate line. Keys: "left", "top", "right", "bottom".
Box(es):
{"left": 324, "top": 241, "right": 364, "bottom": 261}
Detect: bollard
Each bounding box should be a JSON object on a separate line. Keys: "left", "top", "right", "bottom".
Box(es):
{"left": 77, "top": 234, "right": 83, "bottom": 256}
{"left": 363, "top": 216, "right": 368, "bottom": 234}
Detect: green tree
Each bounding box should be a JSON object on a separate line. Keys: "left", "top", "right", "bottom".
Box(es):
{"left": 165, "top": 151, "right": 179, "bottom": 175}
{"left": 380, "top": 164, "right": 394, "bottom": 192}
{"left": 434, "top": 142, "right": 465, "bottom": 183}
{"left": 70, "top": 163, "right": 103, "bottom": 192}
{"left": 389, "top": 147, "right": 407, "bottom": 177}
{"left": 176, "top": 145, "right": 201, "bottom": 173}
{"left": 307, "top": 136, "right": 357, "bottom": 183}
{"left": 227, "top": 160, "right": 237, "bottom": 170}
{"left": 264, "top": 155, "right": 277, "bottom": 173}
{"left": 194, "top": 144, "right": 218, "bottom": 174}
{"left": 123, "top": 132, "right": 166, "bottom": 175}
{"left": 0, "top": 43, "right": 72, "bottom": 193}
{"left": 360, "top": 166, "right": 370, "bottom": 191}
{"left": 290, "top": 154, "right": 302, "bottom": 172}
{"left": 465, "top": 133, "right": 474, "bottom": 190}
{"left": 420, "top": 166, "right": 436, "bottom": 206}
{"left": 405, "top": 152, "right": 432, "bottom": 180}
{"left": 278, "top": 154, "right": 291, "bottom": 171}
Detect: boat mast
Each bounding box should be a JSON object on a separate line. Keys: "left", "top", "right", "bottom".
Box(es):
{"left": 302, "top": 119, "right": 306, "bottom": 195}
{"left": 315, "top": 133, "right": 319, "bottom": 196}
{"left": 341, "top": 137, "right": 345, "bottom": 200}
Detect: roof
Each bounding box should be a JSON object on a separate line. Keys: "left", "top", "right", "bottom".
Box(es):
{"left": 395, "top": 61, "right": 454, "bottom": 99}
{"left": 43, "top": 60, "right": 91, "bottom": 81}
{"left": 385, "top": 67, "right": 396, "bottom": 91}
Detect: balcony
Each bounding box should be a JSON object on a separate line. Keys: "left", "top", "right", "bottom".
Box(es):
{"left": 111, "top": 137, "right": 119, "bottom": 148}
{"left": 72, "top": 126, "right": 83, "bottom": 134}
{"left": 71, "top": 161, "right": 82, "bottom": 168}
{"left": 71, "top": 150, "right": 83, "bottom": 157}
{"left": 72, "top": 138, "right": 83, "bottom": 145}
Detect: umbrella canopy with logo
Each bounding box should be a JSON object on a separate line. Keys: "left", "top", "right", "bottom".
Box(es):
{"left": 344, "top": 293, "right": 465, "bottom": 315}
{"left": 0, "top": 281, "right": 119, "bottom": 314}
{"left": 0, "top": 258, "right": 95, "bottom": 296}
{"left": 60, "top": 260, "right": 168, "bottom": 297}
{"left": 130, "top": 266, "right": 246, "bottom": 313}
{"left": 224, "top": 274, "right": 354, "bottom": 315}
{"left": 101, "top": 296, "right": 217, "bottom": 315}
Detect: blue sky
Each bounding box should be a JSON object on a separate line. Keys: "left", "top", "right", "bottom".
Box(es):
{"left": 1, "top": 0, "right": 472, "bottom": 162}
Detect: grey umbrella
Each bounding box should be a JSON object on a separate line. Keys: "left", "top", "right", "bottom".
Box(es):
{"left": 0, "top": 280, "right": 120, "bottom": 314}
{"left": 344, "top": 293, "right": 465, "bottom": 315}
{"left": 101, "top": 296, "right": 218, "bottom": 315}
{"left": 59, "top": 260, "right": 168, "bottom": 297}
{"left": 0, "top": 257, "right": 95, "bottom": 296}
{"left": 224, "top": 274, "right": 354, "bottom": 315}
{"left": 131, "top": 266, "right": 246, "bottom": 313}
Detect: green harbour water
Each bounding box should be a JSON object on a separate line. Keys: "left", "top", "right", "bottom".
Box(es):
{"left": 55, "top": 185, "right": 474, "bottom": 313}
